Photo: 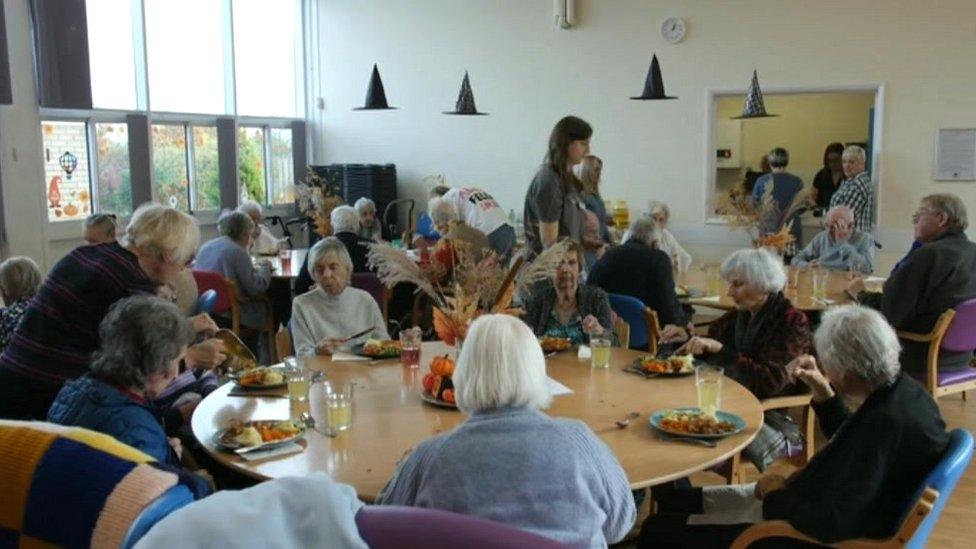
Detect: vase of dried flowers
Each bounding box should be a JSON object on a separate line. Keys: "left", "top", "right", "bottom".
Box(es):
{"left": 714, "top": 184, "right": 808, "bottom": 256}
{"left": 293, "top": 167, "right": 344, "bottom": 238}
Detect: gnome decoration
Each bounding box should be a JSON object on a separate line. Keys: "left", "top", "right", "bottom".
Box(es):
{"left": 444, "top": 71, "right": 488, "bottom": 115}
{"left": 732, "top": 70, "right": 779, "bottom": 119}
{"left": 354, "top": 64, "right": 397, "bottom": 110}
{"left": 631, "top": 54, "right": 677, "bottom": 100}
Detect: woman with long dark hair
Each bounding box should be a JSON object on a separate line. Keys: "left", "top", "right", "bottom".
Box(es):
{"left": 811, "top": 142, "right": 845, "bottom": 210}
{"left": 523, "top": 116, "right": 592, "bottom": 256}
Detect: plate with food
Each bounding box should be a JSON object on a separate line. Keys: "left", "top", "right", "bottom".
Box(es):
{"left": 539, "top": 336, "right": 573, "bottom": 353}
{"left": 626, "top": 354, "right": 698, "bottom": 378}
{"left": 230, "top": 366, "right": 286, "bottom": 389}
{"left": 352, "top": 338, "right": 402, "bottom": 358}
{"left": 421, "top": 372, "right": 457, "bottom": 409}
{"left": 649, "top": 407, "right": 745, "bottom": 439}
{"left": 675, "top": 285, "right": 703, "bottom": 299}
{"left": 213, "top": 419, "right": 306, "bottom": 451}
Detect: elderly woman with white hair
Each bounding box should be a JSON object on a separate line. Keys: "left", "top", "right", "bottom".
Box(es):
{"left": 639, "top": 306, "right": 949, "bottom": 548}
{"left": 354, "top": 197, "right": 383, "bottom": 241}
{"left": 792, "top": 205, "right": 874, "bottom": 272}
{"left": 0, "top": 256, "right": 42, "bottom": 352}
{"left": 588, "top": 218, "right": 689, "bottom": 342}
{"left": 828, "top": 145, "right": 874, "bottom": 232}
{"left": 238, "top": 201, "right": 280, "bottom": 255}
{"left": 0, "top": 204, "right": 199, "bottom": 420}
{"left": 294, "top": 205, "right": 374, "bottom": 296}
{"left": 291, "top": 237, "right": 388, "bottom": 357}
{"left": 428, "top": 198, "right": 491, "bottom": 263}
{"left": 677, "top": 248, "right": 811, "bottom": 400}
{"left": 647, "top": 201, "right": 692, "bottom": 273}
{"left": 377, "top": 314, "right": 636, "bottom": 547}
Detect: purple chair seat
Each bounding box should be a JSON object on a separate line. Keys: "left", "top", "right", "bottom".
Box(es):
{"left": 355, "top": 505, "right": 573, "bottom": 549}
{"left": 910, "top": 368, "right": 976, "bottom": 387}
{"left": 351, "top": 272, "right": 387, "bottom": 314}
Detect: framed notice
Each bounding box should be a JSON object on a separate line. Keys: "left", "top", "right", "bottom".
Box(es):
{"left": 934, "top": 129, "right": 976, "bottom": 181}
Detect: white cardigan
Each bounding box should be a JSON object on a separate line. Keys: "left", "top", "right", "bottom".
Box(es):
{"left": 291, "top": 285, "right": 389, "bottom": 356}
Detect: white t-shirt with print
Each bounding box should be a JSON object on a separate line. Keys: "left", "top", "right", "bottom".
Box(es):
{"left": 442, "top": 187, "right": 511, "bottom": 236}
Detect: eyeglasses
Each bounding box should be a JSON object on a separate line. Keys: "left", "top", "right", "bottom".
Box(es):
{"left": 911, "top": 209, "right": 938, "bottom": 223}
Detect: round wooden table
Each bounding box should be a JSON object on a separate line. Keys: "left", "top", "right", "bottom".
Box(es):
{"left": 192, "top": 342, "right": 763, "bottom": 500}
{"left": 679, "top": 266, "right": 861, "bottom": 312}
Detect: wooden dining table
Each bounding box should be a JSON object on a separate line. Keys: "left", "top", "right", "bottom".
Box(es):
{"left": 677, "top": 266, "right": 874, "bottom": 312}
{"left": 191, "top": 342, "right": 763, "bottom": 501}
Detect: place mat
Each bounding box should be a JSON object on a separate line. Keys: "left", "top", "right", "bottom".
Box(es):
{"left": 237, "top": 442, "right": 304, "bottom": 462}
{"left": 227, "top": 388, "right": 287, "bottom": 398}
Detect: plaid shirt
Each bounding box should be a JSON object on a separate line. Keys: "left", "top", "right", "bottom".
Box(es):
{"left": 829, "top": 171, "right": 874, "bottom": 232}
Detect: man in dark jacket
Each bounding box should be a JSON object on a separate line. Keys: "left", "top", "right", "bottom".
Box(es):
{"left": 850, "top": 193, "right": 976, "bottom": 371}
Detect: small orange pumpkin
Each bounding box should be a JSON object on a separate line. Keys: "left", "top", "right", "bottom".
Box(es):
{"left": 430, "top": 354, "right": 455, "bottom": 377}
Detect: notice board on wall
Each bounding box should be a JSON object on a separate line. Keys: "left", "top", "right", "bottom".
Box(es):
{"left": 935, "top": 129, "right": 976, "bottom": 181}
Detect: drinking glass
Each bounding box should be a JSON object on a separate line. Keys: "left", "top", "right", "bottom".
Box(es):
{"left": 787, "top": 266, "right": 800, "bottom": 291}
{"left": 324, "top": 381, "right": 353, "bottom": 432}
{"left": 284, "top": 356, "right": 309, "bottom": 402}
{"left": 695, "top": 365, "right": 723, "bottom": 415}
{"left": 705, "top": 264, "right": 723, "bottom": 296}
{"left": 278, "top": 246, "right": 292, "bottom": 273}
{"left": 590, "top": 334, "right": 612, "bottom": 369}
{"left": 813, "top": 270, "right": 829, "bottom": 300}
{"left": 399, "top": 327, "right": 422, "bottom": 369}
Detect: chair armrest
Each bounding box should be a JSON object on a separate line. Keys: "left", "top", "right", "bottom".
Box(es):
{"left": 760, "top": 394, "right": 812, "bottom": 412}
{"left": 895, "top": 330, "right": 935, "bottom": 343}
{"left": 730, "top": 520, "right": 822, "bottom": 549}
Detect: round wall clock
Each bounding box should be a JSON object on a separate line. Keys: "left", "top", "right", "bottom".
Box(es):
{"left": 661, "top": 17, "right": 687, "bottom": 44}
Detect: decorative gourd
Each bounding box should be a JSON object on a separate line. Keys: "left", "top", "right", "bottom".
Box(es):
{"left": 435, "top": 375, "right": 455, "bottom": 401}
{"left": 422, "top": 373, "right": 437, "bottom": 394}
{"left": 430, "top": 355, "right": 455, "bottom": 377}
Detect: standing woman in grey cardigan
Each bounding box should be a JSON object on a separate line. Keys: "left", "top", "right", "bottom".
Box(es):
{"left": 377, "top": 314, "right": 636, "bottom": 547}
{"left": 523, "top": 240, "right": 616, "bottom": 345}
{"left": 291, "top": 237, "right": 388, "bottom": 357}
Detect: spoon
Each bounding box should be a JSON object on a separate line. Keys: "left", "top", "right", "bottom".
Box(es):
{"left": 615, "top": 412, "right": 640, "bottom": 429}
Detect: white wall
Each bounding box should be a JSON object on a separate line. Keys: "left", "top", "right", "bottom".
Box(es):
{"left": 313, "top": 0, "right": 976, "bottom": 272}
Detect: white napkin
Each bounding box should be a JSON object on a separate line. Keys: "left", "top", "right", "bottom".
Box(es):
{"left": 237, "top": 442, "right": 304, "bottom": 462}
{"left": 698, "top": 295, "right": 721, "bottom": 302}
{"left": 577, "top": 345, "right": 592, "bottom": 359}
{"left": 331, "top": 352, "right": 369, "bottom": 362}
{"left": 546, "top": 376, "right": 573, "bottom": 396}
{"left": 864, "top": 276, "right": 887, "bottom": 284}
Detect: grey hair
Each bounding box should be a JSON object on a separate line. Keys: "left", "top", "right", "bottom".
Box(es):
{"left": 842, "top": 145, "right": 866, "bottom": 165}
{"left": 767, "top": 147, "right": 789, "bottom": 168}
{"left": 307, "top": 237, "right": 353, "bottom": 283}
{"left": 84, "top": 213, "right": 118, "bottom": 236}
{"left": 453, "top": 314, "right": 552, "bottom": 413}
{"left": 237, "top": 200, "right": 263, "bottom": 218}
{"left": 429, "top": 198, "right": 459, "bottom": 226}
{"left": 622, "top": 217, "right": 660, "bottom": 248}
{"left": 0, "top": 256, "right": 42, "bottom": 303}
{"left": 815, "top": 305, "right": 901, "bottom": 390}
{"left": 89, "top": 296, "right": 192, "bottom": 391}
{"left": 217, "top": 210, "right": 255, "bottom": 241}
{"left": 825, "top": 205, "right": 854, "bottom": 226}
{"left": 720, "top": 248, "right": 787, "bottom": 294}
{"left": 647, "top": 200, "right": 671, "bottom": 223}
{"left": 330, "top": 205, "right": 361, "bottom": 234}
{"left": 922, "top": 193, "right": 968, "bottom": 232}
{"left": 354, "top": 197, "right": 376, "bottom": 214}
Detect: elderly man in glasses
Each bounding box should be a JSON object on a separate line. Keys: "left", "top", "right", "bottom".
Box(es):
{"left": 791, "top": 205, "right": 875, "bottom": 273}
{"left": 849, "top": 193, "right": 976, "bottom": 372}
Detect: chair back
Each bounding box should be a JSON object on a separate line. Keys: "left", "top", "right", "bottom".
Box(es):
{"left": 905, "top": 429, "right": 974, "bottom": 548}
{"left": 191, "top": 270, "right": 232, "bottom": 314}
{"left": 0, "top": 420, "right": 201, "bottom": 549}
{"left": 608, "top": 293, "right": 649, "bottom": 349}
{"left": 351, "top": 273, "right": 386, "bottom": 312}
{"left": 194, "top": 289, "right": 218, "bottom": 315}
{"left": 354, "top": 505, "right": 572, "bottom": 548}
{"left": 382, "top": 198, "right": 416, "bottom": 243}
{"left": 942, "top": 298, "right": 976, "bottom": 352}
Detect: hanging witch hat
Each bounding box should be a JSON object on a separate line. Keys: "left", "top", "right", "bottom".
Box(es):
{"left": 354, "top": 64, "right": 397, "bottom": 110}
{"left": 732, "top": 70, "right": 779, "bottom": 119}
{"left": 444, "top": 71, "right": 488, "bottom": 115}
{"left": 630, "top": 54, "right": 677, "bottom": 100}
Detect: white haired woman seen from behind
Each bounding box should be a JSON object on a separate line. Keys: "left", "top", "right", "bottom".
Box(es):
{"left": 377, "top": 314, "right": 635, "bottom": 547}
{"left": 647, "top": 201, "right": 692, "bottom": 273}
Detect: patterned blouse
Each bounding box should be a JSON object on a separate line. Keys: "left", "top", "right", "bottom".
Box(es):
{"left": 544, "top": 310, "right": 586, "bottom": 344}
{"left": 829, "top": 171, "right": 874, "bottom": 232}
{"left": 0, "top": 299, "right": 31, "bottom": 352}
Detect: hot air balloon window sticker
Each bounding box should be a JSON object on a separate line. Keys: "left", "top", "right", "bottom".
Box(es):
{"left": 41, "top": 121, "right": 92, "bottom": 222}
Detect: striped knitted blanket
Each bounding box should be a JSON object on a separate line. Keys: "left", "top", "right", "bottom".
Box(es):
{"left": 0, "top": 420, "right": 207, "bottom": 548}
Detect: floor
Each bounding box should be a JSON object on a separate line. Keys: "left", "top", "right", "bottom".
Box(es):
{"left": 615, "top": 391, "right": 975, "bottom": 547}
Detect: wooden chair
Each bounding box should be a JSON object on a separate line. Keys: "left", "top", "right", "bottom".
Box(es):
{"left": 275, "top": 325, "right": 293, "bottom": 360}
{"left": 731, "top": 428, "right": 974, "bottom": 549}
{"left": 724, "top": 393, "right": 816, "bottom": 485}
{"left": 613, "top": 316, "right": 631, "bottom": 348}
{"left": 225, "top": 278, "right": 277, "bottom": 362}
{"left": 607, "top": 293, "right": 662, "bottom": 355}
{"left": 896, "top": 298, "right": 976, "bottom": 400}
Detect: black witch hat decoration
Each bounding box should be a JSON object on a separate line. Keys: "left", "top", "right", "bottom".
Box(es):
{"left": 631, "top": 54, "right": 677, "bottom": 100}
{"left": 731, "top": 70, "right": 778, "bottom": 119}
{"left": 444, "top": 71, "right": 488, "bottom": 115}
{"left": 354, "top": 64, "right": 397, "bottom": 110}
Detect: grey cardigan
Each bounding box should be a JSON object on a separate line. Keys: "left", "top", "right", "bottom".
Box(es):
{"left": 376, "top": 407, "right": 636, "bottom": 548}
{"left": 194, "top": 236, "right": 271, "bottom": 329}
{"left": 523, "top": 283, "right": 617, "bottom": 345}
